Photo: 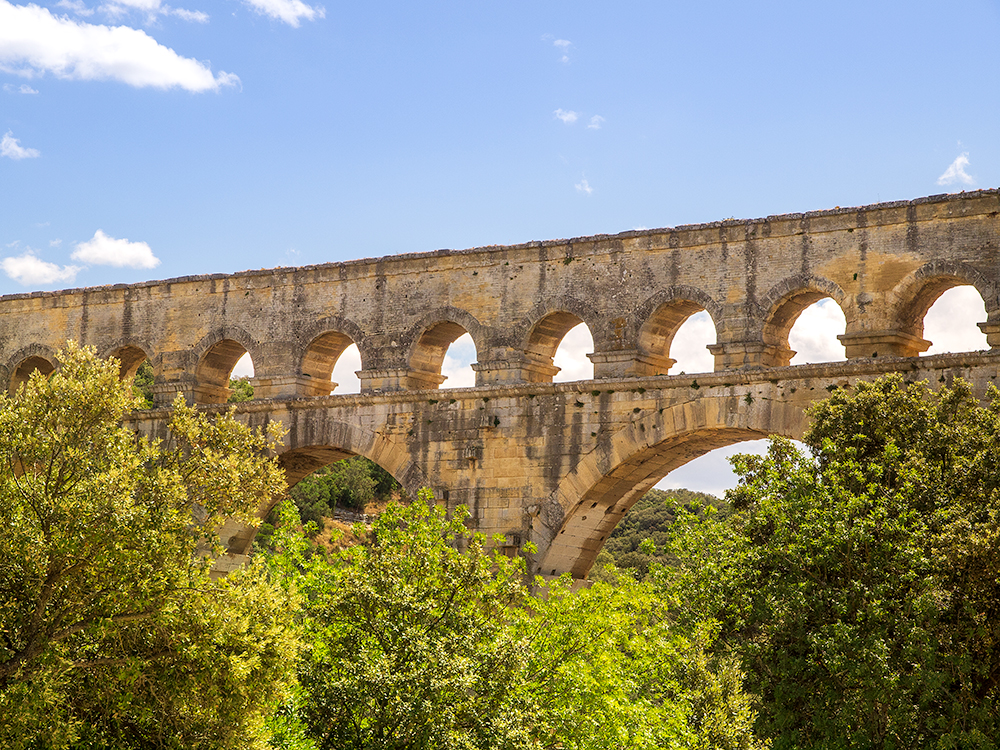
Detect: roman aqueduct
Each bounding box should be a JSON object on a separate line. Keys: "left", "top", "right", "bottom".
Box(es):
{"left": 3, "top": 189, "right": 1000, "bottom": 578}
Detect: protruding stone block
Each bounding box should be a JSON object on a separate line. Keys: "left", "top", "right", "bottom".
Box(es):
{"left": 588, "top": 349, "right": 675, "bottom": 378}
{"left": 838, "top": 330, "right": 930, "bottom": 359}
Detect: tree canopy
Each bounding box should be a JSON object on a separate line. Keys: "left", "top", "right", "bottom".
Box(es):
{"left": 0, "top": 343, "right": 297, "bottom": 749}
{"left": 659, "top": 375, "right": 1000, "bottom": 749}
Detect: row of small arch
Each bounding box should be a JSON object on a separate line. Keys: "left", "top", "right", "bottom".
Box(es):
{"left": 4, "top": 267, "right": 993, "bottom": 399}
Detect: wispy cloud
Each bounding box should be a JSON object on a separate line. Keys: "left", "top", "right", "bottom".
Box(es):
{"left": 575, "top": 178, "right": 593, "bottom": 195}
{"left": 553, "top": 38, "right": 571, "bottom": 63}
{"left": 0, "top": 0, "right": 238, "bottom": 92}
{"left": 937, "top": 152, "right": 975, "bottom": 187}
{"left": 49, "top": 239, "right": 62, "bottom": 247}
{"left": 554, "top": 108, "right": 578, "bottom": 124}
{"left": 96, "top": 0, "right": 209, "bottom": 24}
{"left": 241, "top": 0, "right": 324, "bottom": 27}
{"left": 56, "top": 0, "right": 95, "bottom": 16}
{"left": 0, "top": 249, "right": 81, "bottom": 286}
{"left": 587, "top": 114, "right": 604, "bottom": 130}
{"left": 1, "top": 131, "right": 40, "bottom": 160}
{"left": 3, "top": 82, "right": 38, "bottom": 93}
{"left": 71, "top": 229, "right": 160, "bottom": 268}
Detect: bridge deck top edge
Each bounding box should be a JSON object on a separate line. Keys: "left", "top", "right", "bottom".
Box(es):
{"left": 6, "top": 189, "right": 998, "bottom": 306}
{"left": 126, "top": 350, "right": 1000, "bottom": 420}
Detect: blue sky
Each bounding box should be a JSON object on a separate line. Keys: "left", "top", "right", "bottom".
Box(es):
{"left": 2, "top": 0, "right": 998, "bottom": 495}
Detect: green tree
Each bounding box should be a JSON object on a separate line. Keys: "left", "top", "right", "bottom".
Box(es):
{"left": 704, "top": 375, "right": 1000, "bottom": 749}
{"left": 267, "top": 493, "right": 763, "bottom": 750}
{"left": 228, "top": 375, "right": 255, "bottom": 403}
{"left": 285, "top": 491, "right": 534, "bottom": 750}
{"left": 0, "top": 342, "right": 297, "bottom": 749}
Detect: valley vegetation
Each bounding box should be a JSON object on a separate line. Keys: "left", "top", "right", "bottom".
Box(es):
{"left": 2, "top": 345, "right": 999, "bottom": 748}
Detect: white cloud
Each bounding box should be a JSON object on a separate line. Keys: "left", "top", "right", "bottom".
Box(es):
{"left": 232, "top": 351, "right": 254, "bottom": 377}
{"left": 0, "top": 1, "right": 239, "bottom": 92}
{"left": 553, "top": 323, "right": 594, "bottom": 382}
{"left": 71, "top": 229, "right": 160, "bottom": 268}
{"left": 441, "top": 333, "right": 476, "bottom": 388}
{"left": 924, "top": 285, "right": 988, "bottom": 354}
{"left": 56, "top": 0, "right": 94, "bottom": 15}
{"left": 553, "top": 38, "right": 571, "bottom": 62}
{"left": 49, "top": 238, "right": 62, "bottom": 247}
{"left": 669, "top": 311, "right": 716, "bottom": 374}
{"left": 937, "top": 152, "right": 975, "bottom": 187}
{"left": 1, "top": 130, "right": 40, "bottom": 159}
{"left": 97, "top": 0, "right": 209, "bottom": 24}
{"left": 241, "top": 0, "right": 324, "bottom": 27}
{"left": 331, "top": 343, "right": 361, "bottom": 394}
{"left": 788, "top": 298, "right": 847, "bottom": 364}
{"left": 3, "top": 82, "right": 38, "bottom": 93}
{"left": 169, "top": 6, "right": 207, "bottom": 22}
{"left": 1, "top": 249, "right": 81, "bottom": 285}
{"left": 575, "top": 178, "right": 593, "bottom": 195}
{"left": 587, "top": 114, "right": 604, "bottom": 130}
{"left": 554, "top": 108, "right": 578, "bottom": 124}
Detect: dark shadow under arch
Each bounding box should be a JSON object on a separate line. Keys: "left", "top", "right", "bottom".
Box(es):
{"left": 104, "top": 343, "right": 152, "bottom": 380}
{"left": 6, "top": 344, "right": 58, "bottom": 394}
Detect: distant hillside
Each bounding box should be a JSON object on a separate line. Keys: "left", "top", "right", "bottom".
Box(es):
{"left": 594, "top": 487, "right": 729, "bottom": 579}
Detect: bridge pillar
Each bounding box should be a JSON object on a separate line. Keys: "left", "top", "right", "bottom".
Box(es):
{"left": 588, "top": 350, "right": 675, "bottom": 378}
{"left": 978, "top": 320, "right": 1000, "bottom": 350}
{"left": 473, "top": 357, "right": 560, "bottom": 384}
{"left": 838, "top": 330, "right": 931, "bottom": 359}
{"left": 358, "top": 368, "right": 447, "bottom": 392}
{"left": 707, "top": 340, "right": 793, "bottom": 370}
{"left": 251, "top": 375, "right": 335, "bottom": 399}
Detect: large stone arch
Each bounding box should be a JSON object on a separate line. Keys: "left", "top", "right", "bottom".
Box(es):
{"left": 218, "top": 414, "right": 429, "bottom": 557}
{"left": 890, "top": 260, "right": 998, "bottom": 338}
{"left": 758, "top": 274, "right": 849, "bottom": 367}
{"left": 517, "top": 296, "right": 601, "bottom": 354}
{"left": 4, "top": 343, "right": 59, "bottom": 394}
{"left": 296, "top": 315, "right": 369, "bottom": 391}
{"left": 635, "top": 286, "right": 723, "bottom": 367}
{"left": 404, "top": 307, "right": 486, "bottom": 389}
{"left": 193, "top": 326, "right": 261, "bottom": 404}
{"left": 100, "top": 339, "right": 155, "bottom": 380}
{"left": 532, "top": 391, "right": 809, "bottom": 579}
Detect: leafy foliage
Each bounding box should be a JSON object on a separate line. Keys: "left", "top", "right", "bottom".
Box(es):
{"left": 596, "top": 487, "right": 728, "bottom": 579}
{"left": 132, "top": 359, "right": 155, "bottom": 408}
{"left": 265, "top": 493, "right": 763, "bottom": 750}
{"left": 228, "top": 375, "right": 255, "bottom": 403}
{"left": 667, "top": 375, "right": 1000, "bottom": 749}
{"left": 0, "top": 342, "right": 297, "bottom": 749}
{"left": 290, "top": 456, "right": 402, "bottom": 522}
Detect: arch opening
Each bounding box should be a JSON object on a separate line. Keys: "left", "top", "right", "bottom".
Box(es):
{"left": 764, "top": 292, "right": 846, "bottom": 367}
{"left": 9, "top": 355, "right": 55, "bottom": 394}
{"left": 921, "top": 285, "right": 988, "bottom": 355}
{"left": 525, "top": 312, "right": 594, "bottom": 382}
{"left": 196, "top": 340, "right": 254, "bottom": 404}
{"left": 441, "top": 333, "right": 477, "bottom": 389}
{"left": 331, "top": 344, "right": 362, "bottom": 394}
{"left": 301, "top": 331, "right": 361, "bottom": 395}
{"left": 541, "top": 428, "right": 778, "bottom": 580}
{"left": 409, "top": 321, "right": 476, "bottom": 390}
{"left": 229, "top": 446, "right": 411, "bottom": 557}
{"left": 787, "top": 298, "right": 847, "bottom": 365}
{"left": 108, "top": 345, "right": 148, "bottom": 381}
{"left": 641, "top": 301, "right": 718, "bottom": 375}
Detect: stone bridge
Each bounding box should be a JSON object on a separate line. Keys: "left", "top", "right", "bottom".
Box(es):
{"left": 4, "top": 189, "right": 1000, "bottom": 579}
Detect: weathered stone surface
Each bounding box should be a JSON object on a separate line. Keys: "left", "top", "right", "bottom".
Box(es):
{"left": 6, "top": 189, "right": 1000, "bottom": 578}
